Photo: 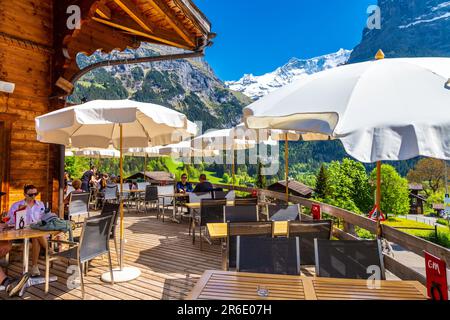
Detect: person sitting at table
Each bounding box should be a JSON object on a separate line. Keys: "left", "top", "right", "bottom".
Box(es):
{"left": 63, "top": 179, "right": 83, "bottom": 206}
{"left": 176, "top": 174, "right": 193, "bottom": 193}
{"left": 7, "top": 184, "right": 47, "bottom": 277}
{"left": 193, "top": 174, "right": 213, "bottom": 193}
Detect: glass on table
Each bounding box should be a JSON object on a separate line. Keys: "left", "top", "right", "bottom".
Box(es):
{"left": 256, "top": 285, "right": 269, "bottom": 297}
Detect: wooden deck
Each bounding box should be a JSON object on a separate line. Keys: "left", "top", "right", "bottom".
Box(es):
{"left": 0, "top": 209, "right": 222, "bottom": 300}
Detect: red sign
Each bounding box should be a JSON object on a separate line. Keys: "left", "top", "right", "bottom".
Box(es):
{"left": 368, "top": 205, "right": 386, "bottom": 221}
{"left": 424, "top": 251, "right": 448, "bottom": 300}
{"left": 311, "top": 204, "right": 321, "bottom": 220}
{"left": 251, "top": 189, "right": 258, "bottom": 197}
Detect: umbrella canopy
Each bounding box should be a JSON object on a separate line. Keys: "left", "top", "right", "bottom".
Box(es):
{"left": 65, "top": 148, "right": 121, "bottom": 158}
{"left": 36, "top": 99, "right": 199, "bottom": 282}
{"left": 159, "top": 140, "right": 219, "bottom": 158}
{"left": 36, "top": 99, "right": 197, "bottom": 149}
{"left": 191, "top": 127, "right": 256, "bottom": 151}
{"left": 244, "top": 57, "right": 450, "bottom": 163}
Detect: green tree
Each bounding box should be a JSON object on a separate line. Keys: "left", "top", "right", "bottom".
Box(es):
{"left": 370, "top": 164, "right": 410, "bottom": 217}
{"left": 325, "top": 158, "right": 372, "bottom": 213}
{"left": 315, "top": 164, "right": 328, "bottom": 199}
{"left": 407, "top": 158, "right": 448, "bottom": 196}
{"left": 222, "top": 173, "right": 230, "bottom": 184}
{"left": 256, "top": 160, "right": 267, "bottom": 189}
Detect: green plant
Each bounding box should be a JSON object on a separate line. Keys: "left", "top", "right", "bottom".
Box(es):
{"left": 370, "top": 164, "right": 410, "bottom": 217}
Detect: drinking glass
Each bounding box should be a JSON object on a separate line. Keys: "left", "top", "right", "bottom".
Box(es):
{"left": 257, "top": 285, "right": 269, "bottom": 297}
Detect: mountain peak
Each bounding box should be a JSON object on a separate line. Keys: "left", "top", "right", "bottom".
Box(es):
{"left": 226, "top": 49, "right": 352, "bottom": 100}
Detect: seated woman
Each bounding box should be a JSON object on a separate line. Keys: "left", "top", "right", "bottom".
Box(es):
{"left": 176, "top": 174, "right": 193, "bottom": 193}
{"left": 8, "top": 185, "right": 47, "bottom": 277}
{"left": 63, "top": 179, "right": 83, "bottom": 205}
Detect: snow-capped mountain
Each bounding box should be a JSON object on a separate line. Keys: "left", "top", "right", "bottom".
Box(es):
{"left": 225, "top": 49, "right": 352, "bottom": 100}
{"left": 349, "top": 0, "right": 450, "bottom": 63}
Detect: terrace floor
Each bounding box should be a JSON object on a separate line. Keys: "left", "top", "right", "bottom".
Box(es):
{"left": 1, "top": 209, "right": 223, "bottom": 300}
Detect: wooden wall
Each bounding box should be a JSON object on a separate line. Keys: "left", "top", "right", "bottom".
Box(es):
{"left": 0, "top": 0, "right": 54, "bottom": 209}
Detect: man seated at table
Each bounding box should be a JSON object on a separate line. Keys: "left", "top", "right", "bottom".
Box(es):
{"left": 193, "top": 174, "right": 213, "bottom": 193}
{"left": 8, "top": 185, "right": 47, "bottom": 277}
{"left": 176, "top": 174, "right": 193, "bottom": 193}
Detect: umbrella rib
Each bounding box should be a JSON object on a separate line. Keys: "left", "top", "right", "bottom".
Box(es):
{"left": 136, "top": 116, "right": 152, "bottom": 147}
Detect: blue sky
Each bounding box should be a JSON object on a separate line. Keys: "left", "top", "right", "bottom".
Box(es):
{"left": 195, "top": 0, "right": 376, "bottom": 81}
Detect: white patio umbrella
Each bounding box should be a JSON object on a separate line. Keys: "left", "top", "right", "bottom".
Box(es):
{"left": 36, "top": 99, "right": 197, "bottom": 282}
{"left": 244, "top": 51, "right": 450, "bottom": 236}
{"left": 191, "top": 127, "right": 257, "bottom": 185}
{"left": 159, "top": 140, "right": 219, "bottom": 158}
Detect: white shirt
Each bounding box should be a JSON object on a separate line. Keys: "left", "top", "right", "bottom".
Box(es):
{"left": 8, "top": 199, "right": 45, "bottom": 226}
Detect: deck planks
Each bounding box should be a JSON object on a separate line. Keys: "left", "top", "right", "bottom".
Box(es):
{"left": 0, "top": 209, "right": 221, "bottom": 300}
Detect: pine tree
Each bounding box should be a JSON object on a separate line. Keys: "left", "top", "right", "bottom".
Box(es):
{"left": 256, "top": 160, "right": 267, "bottom": 189}
{"left": 315, "top": 164, "right": 329, "bottom": 199}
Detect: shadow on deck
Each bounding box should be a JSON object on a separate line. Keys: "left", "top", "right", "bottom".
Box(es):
{"left": 0, "top": 208, "right": 221, "bottom": 300}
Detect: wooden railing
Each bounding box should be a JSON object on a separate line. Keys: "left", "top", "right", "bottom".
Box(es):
{"left": 212, "top": 183, "right": 450, "bottom": 285}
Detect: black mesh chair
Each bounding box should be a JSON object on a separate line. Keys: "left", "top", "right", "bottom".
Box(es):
{"left": 224, "top": 206, "right": 258, "bottom": 223}
{"left": 236, "top": 235, "right": 300, "bottom": 275}
{"left": 234, "top": 198, "right": 258, "bottom": 206}
{"left": 142, "top": 185, "right": 159, "bottom": 215}
{"left": 314, "top": 239, "right": 386, "bottom": 280}
{"left": 268, "top": 204, "right": 300, "bottom": 221}
{"left": 187, "top": 192, "right": 212, "bottom": 236}
{"left": 288, "top": 220, "right": 332, "bottom": 265}
{"left": 213, "top": 190, "right": 226, "bottom": 199}
{"left": 226, "top": 222, "right": 273, "bottom": 270}
{"left": 67, "top": 192, "right": 90, "bottom": 223}
{"left": 103, "top": 184, "right": 118, "bottom": 206}
{"left": 45, "top": 215, "right": 115, "bottom": 299}
{"left": 193, "top": 199, "right": 226, "bottom": 250}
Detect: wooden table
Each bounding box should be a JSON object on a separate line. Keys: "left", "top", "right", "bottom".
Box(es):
{"left": 0, "top": 227, "right": 60, "bottom": 295}
{"left": 187, "top": 270, "right": 428, "bottom": 300}
{"left": 207, "top": 222, "right": 288, "bottom": 240}
{"left": 184, "top": 200, "right": 272, "bottom": 210}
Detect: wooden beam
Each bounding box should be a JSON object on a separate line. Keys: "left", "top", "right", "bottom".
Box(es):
{"left": 113, "top": 0, "right": 153, "bottom": 33}
{"left": 147, "top": 0, "right": 196, "bottom": 47}
{"left": 92, "top": 16, "right": 192, "bottom": 50}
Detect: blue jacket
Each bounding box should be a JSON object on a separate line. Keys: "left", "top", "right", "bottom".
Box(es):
{"left": 176, "top": 181, "right": 193, "bottom": 193}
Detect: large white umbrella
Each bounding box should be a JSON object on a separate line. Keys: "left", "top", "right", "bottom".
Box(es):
{"left": 244, "top": 52, "right": 450, "bottom": 236}
{"left": 159, "top": 140, "right": 219, "bottom": 158}
{"left": 36, "top": 99, "right": 197, "bottom": 282}
{"left": 191, "top": 127, "right": 257, "bottom": 184}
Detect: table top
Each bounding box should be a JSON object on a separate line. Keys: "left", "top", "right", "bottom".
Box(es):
{"left": 207, "top": 221, "right": 288, "bottom": 240}
{"left": 0, "top": 227, "right": 60, "bottom": 241}
{"left": 158, "top": 193, "right": 189, "bottom": 198}
{"left": 186, "top": 270, "right": 428, "bottom": 300}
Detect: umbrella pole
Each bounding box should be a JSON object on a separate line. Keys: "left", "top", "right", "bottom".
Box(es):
{"left": 376, "top": 161, "right": 382, "bottom": 238}
{"left": 119, "top": 124, "right": 124, "bottom": 270}
{"left": 285, "top": 133, "right": 289, "bottom": 203}
{"left": 231, "top": 146, "right": 235, "bottom": 187}
{"left": 144, "top": 153, "right": 147, "bottom": 180}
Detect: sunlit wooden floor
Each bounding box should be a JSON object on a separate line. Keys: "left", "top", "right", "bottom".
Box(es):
{"left": 0, "top": 209, "right": 222, "bottom": 300}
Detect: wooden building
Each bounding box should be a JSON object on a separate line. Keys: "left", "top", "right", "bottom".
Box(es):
{"left": 408, "top": 183, "right": 426, "bottom": 215}
{"left": 0, "top": 0, "right": 212, "bottom": 214}
{"left": 268, "top": 180, "right": 314, "bottom": 198}
{"left": 126, "top": 171, "right": 175, "bottom": 184}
